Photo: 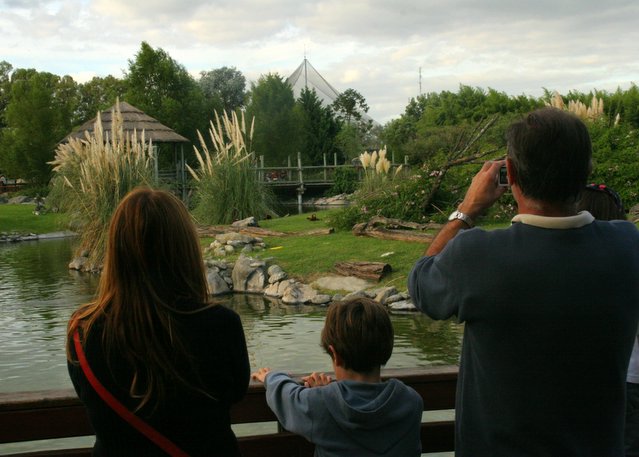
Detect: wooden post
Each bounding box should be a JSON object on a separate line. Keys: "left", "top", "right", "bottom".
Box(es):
{"left": 180, "top": 145, "right": 186, "bottom": 201}
{"left": 404, "top": 155, "right": 409, "bottom": 165}
{"left": 333, "top": 153, "right": 337, "bottom": 167}
{"left": 260, "top": 155, "right": 264, "bottom": 182}
{"left": 323, "top": 153, "right": 327, "bottom": 182}
{"left": 152, "top": 145, "right": 159, "bottom": 184}
{"left": 297, "top": 152, "right": 304, "bottom": 210}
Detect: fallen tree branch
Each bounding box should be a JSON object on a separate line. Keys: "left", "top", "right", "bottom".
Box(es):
{"left": 198, "top": 225, "right": 333, "bottom": 238}
{"left": 351, "top": 217, "right": 439, "bottom": 244}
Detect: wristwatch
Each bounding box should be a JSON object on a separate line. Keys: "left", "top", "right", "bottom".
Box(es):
{"left": 448, "top": 210, "right": 474, "bottom": 228}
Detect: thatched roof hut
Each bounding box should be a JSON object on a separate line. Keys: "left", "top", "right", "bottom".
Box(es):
{"left": 63, "top": 101, "right": 190, "bottom": 199}
{"left": 65, "top": 101, "right": 189, "bottom": 144}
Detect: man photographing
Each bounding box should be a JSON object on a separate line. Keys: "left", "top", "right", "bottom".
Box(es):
{"left": 409, "top": 107, "right": 639, "bottom": 456}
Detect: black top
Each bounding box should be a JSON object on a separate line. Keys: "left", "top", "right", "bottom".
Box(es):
{"left": 68, "top": 304, "right": 250, "bottom": 456}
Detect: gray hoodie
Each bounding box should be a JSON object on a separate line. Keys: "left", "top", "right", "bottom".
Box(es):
{"left": 264, "top": 371, "right": 423, "bottom": 457}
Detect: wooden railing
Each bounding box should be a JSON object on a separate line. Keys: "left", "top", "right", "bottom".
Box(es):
{"left": 0, "top": 366, "right": 457, "bottom": 457}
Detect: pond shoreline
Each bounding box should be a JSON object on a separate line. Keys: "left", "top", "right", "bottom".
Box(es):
{"left": 0, "top": 230, "right": 77, "bottom": 243}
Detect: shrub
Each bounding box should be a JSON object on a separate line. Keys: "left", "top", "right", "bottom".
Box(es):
{"left": 326, "top": 164, "right": 453, "bottom": 229}
{"left": 49, "top": 102, "right": 154, "bottom": 265}
{"left": 188, "top": 111, "right": 276, "bottom": 225}
{"left": 328, "top": 167, "right": 359, "bottom": 195}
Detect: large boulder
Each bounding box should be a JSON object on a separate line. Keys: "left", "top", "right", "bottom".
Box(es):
{"left": 267, "top": 264, "right": 288, "bottom": 284}
{"left": 232, "top": 255, "right": 267, "bottom": 293}
{"left": 207, "top": 269, "right": 231, "bottom": 296}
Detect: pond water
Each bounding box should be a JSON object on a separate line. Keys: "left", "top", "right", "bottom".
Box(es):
{"left": 0, "top": 238, "right": 463, "bottom": 394}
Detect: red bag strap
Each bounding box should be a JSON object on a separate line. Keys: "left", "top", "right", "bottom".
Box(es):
{"left": 73, "top": 328, "right": 190, "bottom": 457}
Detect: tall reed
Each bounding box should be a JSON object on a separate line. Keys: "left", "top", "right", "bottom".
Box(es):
{"left": 358, "top": 146, "right": 402, "bottom": 195}
{"left": 188, "top": 111, "right": 275, "bottom": 225}
{"left": 49, "top": 101, "right": 154, "bottom": 266}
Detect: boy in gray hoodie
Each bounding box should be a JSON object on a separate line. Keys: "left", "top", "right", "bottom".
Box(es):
{"left": 251, "top": 297, "right": 423, "bottom": 457}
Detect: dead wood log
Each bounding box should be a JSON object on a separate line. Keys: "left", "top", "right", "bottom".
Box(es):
{"left": 351, "top": 217, "right": 440, "bottom": 244}
{"left": 198, "top": 225, "right": 333, "bottom": 238}
{"left": 334, "top": 261, "right": 392, "bottom": 282}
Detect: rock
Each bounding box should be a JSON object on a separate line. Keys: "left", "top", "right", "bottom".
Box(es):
{"left": 68, "top": 256, "right": 89, "bottom": 271}
{"left": 384, "top": 293, "right": 405, "bottom": 304}
{"left": 282, "top": 282, "right": 318, "bottom": 305}
{"left": 332, "top": 294, "right": 345, "bottom": 302}
{"left": 232, "top": 255, "right": 267, "bottom": 293}
{"left": 8, "top": 196, "right": 31, "bottom": 204}
{"left": 313, "top": 194, "right": 350, "bottom": 206}
{"left": 374, "top": 287, "right": 398, "bottom": 304}
{"left": 311, "top": 294, "right": 332, "bottom": 305}
{"left": 311, "top": 275, "right": 373, "bottom": 292}
{"left": 343, "top": 290, "right": 369, "bottom": 301}
{"left": 215, "top": 232, "right": 255, "bottom": 244}
{"left": 213, "top": 247, "right": 227, "bottom": 257}
{"left": 224, "top": 245, "right": 235, "bottom": 253}
{"left": 630, "top": 204, "right": 639, "bottom": 223}
{"left": 241, "top": 244, "right": 253, "bottom": 253}
{"left": 207, "top": 269, "right": 231, "bottom": 296}
{"left": 231, "top": 216, "right": 258, "bottom": 227}
{"left": 267, "top": 264, "right": 288, "bottom": 284}
{"left": 264, "top": 278, "right": 296, "bottom": 298}
{"left": 387, "top": 300, "right": 418, "bottom": 311}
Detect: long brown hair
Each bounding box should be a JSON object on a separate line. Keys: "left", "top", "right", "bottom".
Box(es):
{"left": 67, "top": 187, "right": 212, "bottom": 411}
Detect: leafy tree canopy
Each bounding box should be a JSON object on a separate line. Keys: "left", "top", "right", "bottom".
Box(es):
{"left": 245, "top": 73, "right": 302, "bottom": 165}
{"left": 199, "top": 66, "right": 247, "bottom": 113}
{"left": 125, "top": 41, "right": 212, "bottom": 143}
{"left": 295, "top": 87, "right": 341, "bottom": 165}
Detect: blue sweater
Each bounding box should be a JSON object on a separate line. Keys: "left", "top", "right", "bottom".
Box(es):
{"left": 264, "top": 371, "right": 423, "bottom": 457}
{"left": 409, "top": 218, "right": 639, "bottom": 456}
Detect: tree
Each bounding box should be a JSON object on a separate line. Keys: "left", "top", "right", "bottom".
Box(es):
{"left": 125, "top": 42, "right": 211, "bottom": 143}
{"left": 76, "top": 75, "right": 127, "bottom": 125}
{"left": 331, "top": 88, "right": 369, "bottom": 124}
{"left": 245, "top": 73, "right": 302, "bottom": 165}
{"left": 296, "top": 87, "right": 341, "bottom": 164}
{"left": 199, "top": 66, "right": 246, "bottom": 113}
{"left": 0, "top": 69, "right": 77, "bottom": 185}
{"left": 0, "top": 61, "right": 13, "bottom": 130}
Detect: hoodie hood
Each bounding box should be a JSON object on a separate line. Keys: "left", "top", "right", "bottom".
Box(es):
{"left": 320, "top": 378, "right": 421, "bottom": 453}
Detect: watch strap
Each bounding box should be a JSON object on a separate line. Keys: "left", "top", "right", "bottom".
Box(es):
{"left": 448, "top": 210, "right": 474, "bottom": 228}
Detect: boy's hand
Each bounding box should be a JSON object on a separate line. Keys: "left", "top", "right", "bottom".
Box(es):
{"left": 302, "top": 372, "right": 332, "bottom": 388}
{"left": 251, "top": 367, "right": 271, "bottom": 383}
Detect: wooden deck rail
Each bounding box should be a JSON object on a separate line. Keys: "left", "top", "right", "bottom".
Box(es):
{"left": 0, "top": 366, "right": 457, "bottom": 457}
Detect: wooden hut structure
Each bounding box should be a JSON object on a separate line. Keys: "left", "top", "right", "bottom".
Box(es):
{"left": 63, "top": 101, "right": 190, "bottom": 199}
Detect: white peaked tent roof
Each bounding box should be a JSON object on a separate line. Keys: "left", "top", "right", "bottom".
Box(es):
{"left": 287, "top": 58, "right": 341, "bottom": 108}
{"left": 287, "top": 58, "right": 376, "bottom": 125}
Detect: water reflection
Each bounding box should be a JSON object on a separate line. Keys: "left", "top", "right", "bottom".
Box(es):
{"left": 0, "top": 239, "right": 462, "bottom": 393}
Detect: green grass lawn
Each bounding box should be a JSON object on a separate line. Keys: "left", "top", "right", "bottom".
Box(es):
{"left": 202, "top": 209, "right": 432, "bottom": 292}
{"left": 0, "top": 204, "right": 69, "bottom": 234}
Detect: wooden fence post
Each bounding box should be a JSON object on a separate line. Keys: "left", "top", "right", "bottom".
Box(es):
{"left": 323, "top": 153, "right": 327, "bottom": 182}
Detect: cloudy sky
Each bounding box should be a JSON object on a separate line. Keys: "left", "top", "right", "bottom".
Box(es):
{"left": 1, "top": 0, "right": 637, "bottom": 124}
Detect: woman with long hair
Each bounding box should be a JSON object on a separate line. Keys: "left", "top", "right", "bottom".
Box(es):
{"left": 67, "top": 188, "right": 250, "bottom": 456}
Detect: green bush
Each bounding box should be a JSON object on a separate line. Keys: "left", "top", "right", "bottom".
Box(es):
{"left": 328, "top": 167, "right": 359, "bottom": 195}
{"left": 327, "top": 165, "right": 454, "bottom": 229}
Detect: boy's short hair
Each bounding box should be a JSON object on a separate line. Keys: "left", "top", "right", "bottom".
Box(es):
{"left": 321, "top": 297, "right": 394, "bottom": 373}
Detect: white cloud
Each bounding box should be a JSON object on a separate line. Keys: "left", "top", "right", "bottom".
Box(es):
{"left": 1, "top": 0, "right": 638, "bottom": 123}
